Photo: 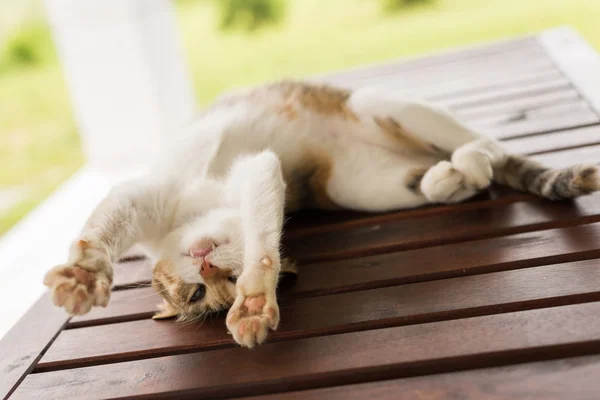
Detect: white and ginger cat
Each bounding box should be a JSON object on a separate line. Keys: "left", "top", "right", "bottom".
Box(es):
{"left": 44, "top": 81, "right": 600, "bottom": 348}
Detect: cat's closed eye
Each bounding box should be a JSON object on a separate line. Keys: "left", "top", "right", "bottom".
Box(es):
{"left": 190, "top": 285, "right": 206, "bottom": 302}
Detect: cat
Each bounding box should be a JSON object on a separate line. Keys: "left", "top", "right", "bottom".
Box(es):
{"left": 44, "top": 81, "right": 600, "bottom": 348}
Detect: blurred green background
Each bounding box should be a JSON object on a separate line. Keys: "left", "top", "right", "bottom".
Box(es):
{"left": 0, "top": 0, "right": 598, "bottom": 235}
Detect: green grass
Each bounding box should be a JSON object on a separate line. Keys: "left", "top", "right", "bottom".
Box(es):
{"left": 2, "top": 0, "right": 600, "bottom": 234}
{"left": 174, "top": 0, "right": 600, "bottom": 105}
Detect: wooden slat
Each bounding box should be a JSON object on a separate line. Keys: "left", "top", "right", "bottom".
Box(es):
{"left": 455, "top": 88, "right": 580, "bottom": 120}
{"left": 107, "top": 190, "right": 600, "bottom": 290}
{"left": 104, "top": 192, "right": 600, "bottom": 290}
{"left": 539, "top": 27, "right": 600, "bottom": 114}
{"left": 286, "top": 194, "right": 600, "bottom": 264}
{"left": 283, "top": 187, "right": 517, "bottom": 235}
{"left": 331, "top": 46, "right": 551, "bottom": 91}
{"left": 320, "top": 37, "right": 538, "bottom": 84}
{"left": 104, "top": 129, "right": 600, "bottom": 288}
{"left": 283, "top": 125, "right": 600, "bottom": 238}
{"left": 534, "top": 144, "right": 600, "bottom": 168}
{"left": 474, "top": 102, "right": 598, "bottom": 138}
{"left": 67, "top": 287, "right": 158, "bottom": 329}
{"left": 424, "top": 67, "right": 561, "bottom": 101}
{"left": 288, "top": 222, "right": 600, "bottom": 296}
{"left": 42, "top": 257, "right": 600, "bottom": 370}
{"left": 502, "top": 125, "right": 600, "bottom": 156}
{"left": 9, "top": 30, "right": 600, "bottom": 400}
{"left": 70, "top": 220, "right": 600, "bottom": 330}
{"left": 117, "top": 244, "right": 146, "bottom": 261}
{"left": 242, "top": 355, "right": 600, "bottom": 400}
{"left": 382, "top": 54, "right": 554, "bottom": 95}
{"left": 0, "top": 293, "right": 68, "bottom": 399}
{"left": 17, "top": 302, "right": 600, "bottom": 399}
{"left": 440, "top": 77, "right": 571, "bottom": 111}
{"left": 112, "top": 259, "right": 153, "bottom": 289}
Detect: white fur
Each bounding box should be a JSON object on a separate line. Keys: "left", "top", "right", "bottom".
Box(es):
{"left": 43, "top": 84, "right": 502, "bottom": 345}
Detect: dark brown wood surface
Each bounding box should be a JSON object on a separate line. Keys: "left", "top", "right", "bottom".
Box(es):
{"left": 285, "top": 195, "right": 600, "bottom": 264}
{"left": 79, "top": 217, "right": 600, "bottom": 310}
{"left": 40, "top": 259, "right": 600, "bottom": 371}
{"left": 241, "top": 355, "right": 600, "bottom": 400}
{"left": 0, "top": 294, "right": 68, "bottom": 399}
{"left": 5, "top": 28, "right": 600, "bottom": 400}
{"left": 14, "top": 303, "right": 600, "bottom": 399}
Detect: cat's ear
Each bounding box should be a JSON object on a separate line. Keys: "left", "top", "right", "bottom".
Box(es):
{"left": 277, "top": 257, "right": 298, "bottom": 292}
{"left": 152, "top": 300, "right": 178, "bottom": 320}
{"left": 279, "top": 257, "right": 298, "bottom": 277}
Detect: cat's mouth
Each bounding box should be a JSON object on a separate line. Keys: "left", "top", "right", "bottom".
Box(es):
{"left": 189, "top": 241, "right": 216, "bottom": 258}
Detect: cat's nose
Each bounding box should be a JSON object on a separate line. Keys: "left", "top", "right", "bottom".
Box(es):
{"left": 200, "top": 259, "right": 216, "bottom": 279}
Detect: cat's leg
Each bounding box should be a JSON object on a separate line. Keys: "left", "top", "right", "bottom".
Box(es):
{"left": 223, "top": 150, "right": 286, "bottom": 348}
{"left": 348, "top": 88, "right": 508, "bottom": 205}
{"left": 44, "top": 180, "right": 162, "bottom": 315}
{"left": 349, "top": 87, "right": 481, "bottom": 153}
{"left": 420, "top": 138, "right": 507, "bottom": 203}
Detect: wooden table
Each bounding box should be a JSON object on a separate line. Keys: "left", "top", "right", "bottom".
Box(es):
{"left": 3, "top": 27, "right": 600, "bottom": 399}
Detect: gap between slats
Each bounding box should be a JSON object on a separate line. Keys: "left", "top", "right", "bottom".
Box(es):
{"left": 284, "top": 124, "right": 600, "bottom": 237}
{"left": 329, "top": 44, "right": 550, "bottom": 91}
{"left": 10, "top": 33, "right": 600, "bottom": 400}
{"left": 105, "top": 190, "right": 600, "bottom": 299}
{"left": 40, "top": 221, "right": 600, "bottom": 369}
{"left": 104, "top": 130, "right": 600, "bottom": 296}
{"left": 239, "top": 354, "right": 600, "bottom": 400}
{"left": 17, "top": 302, "right": 600, "bottom": 400}
{"left": 70, "top": 221, "right": 600, "bottom": 329}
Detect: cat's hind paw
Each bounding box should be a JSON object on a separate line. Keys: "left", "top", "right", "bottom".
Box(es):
{"left": 451, "top": 138, "right": 505, "bottom": 190}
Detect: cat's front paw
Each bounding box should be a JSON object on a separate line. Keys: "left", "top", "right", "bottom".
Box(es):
{"left": 44, "top": 240, "right": 112, "bottom": 315}
{"left": 226, "top": 257, "right": 280, "bottom": 348}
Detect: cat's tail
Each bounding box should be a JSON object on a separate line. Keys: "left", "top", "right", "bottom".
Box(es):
{"left": 493, "top": 155, "right": 600, "bottom": 200}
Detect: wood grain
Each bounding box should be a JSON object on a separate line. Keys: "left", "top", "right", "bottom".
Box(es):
{"left": 440, "top": 77, "right": 571, "bottom": 111}
{"left": 284, "top": 187, "right": 518, "bottom": 237}
{"left": 539, "top": 27, "right": 600, "bottom": 114}
{"left": 425, "top": 67, "right": 561, "bottom": 101}
{"left": 104, "top": 216, "right": 600, "bottom": 301}
{"left": 456, "top": 88, "right": 580, "bottom": 120}
{"left": 67, "top": 287, "right": 159, "bottom": 329}
{"left": 534, "top": 144, "right": 600, "bottom": 168}
{"left": 331, "top": 46, "right": 552, "bottom": 93}
{"left": 282, "top": 130, "right": 600, "bottom": 239}
{"left": 8, "top": 30, "right": 600, "bottom": 400}
{"left": 71, "top": 255, "right": 600, "bottom": 328}
{"left": 290, "top": 222, "right": 600, "bottom": 296}
{"left": 320, "top": 37, "right": 538, "bottom": 84}
{"left": 502, "top": 124, "right": 600, "bottom": 156}
{"left": 17, "top": 302, "right": 600, "bottom": 399}
{"left": 474, "top": 102, "right": 599, "bottom": 139}
{"left": 286, "top": 194, "right": 600, "bottom": 264}
{"left": 38, "top": 258, "right": 600, "bottom": 370}
{"left": 242, "top": 355, "right": 600, "bottom": 400}
{"left": 0, "top": 293, "right": 68, "bottom": 400}
{"left": 112, "top": 258, "right": 153, "bottom": 290}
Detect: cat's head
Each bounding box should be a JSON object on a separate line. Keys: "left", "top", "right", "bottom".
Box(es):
{"left": 150, "top": 206, "right": 298, "bottom": 321}
{"left": 151, "top": 208, "right": 244, "bottom": 322}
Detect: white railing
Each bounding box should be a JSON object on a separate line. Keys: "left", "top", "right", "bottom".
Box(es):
{"left": 0, "top": 0, "right": 196, "bottom": 339}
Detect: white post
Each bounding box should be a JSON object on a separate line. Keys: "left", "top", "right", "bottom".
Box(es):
{"left": 0, "top": 0, "right": 197, "bottom": 340}
{"left": 43, "top": 0, "right": 197, "bottom": 168}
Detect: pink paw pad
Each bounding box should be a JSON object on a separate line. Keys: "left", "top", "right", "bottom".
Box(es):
{"left": 243, "top": 295, "right": 266, "bottom": 314}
